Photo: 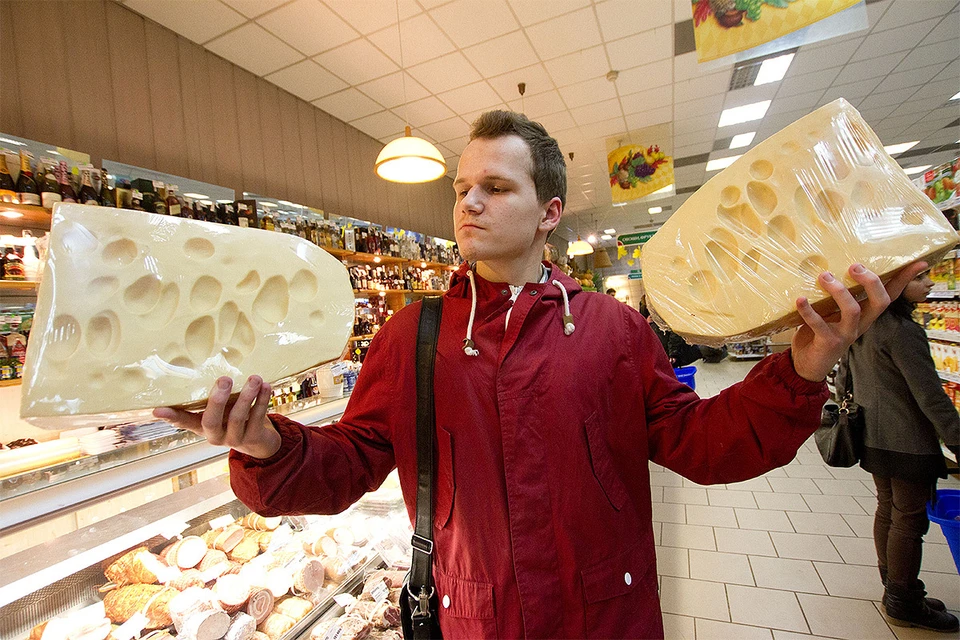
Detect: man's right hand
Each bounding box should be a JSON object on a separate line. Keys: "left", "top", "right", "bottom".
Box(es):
{"left": 153, "top": 375, "right": 281, "bottom": 459}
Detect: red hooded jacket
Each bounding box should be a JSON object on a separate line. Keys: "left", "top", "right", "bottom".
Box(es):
{"left": 230, "top": 262, "right": 828, "bottom": 639}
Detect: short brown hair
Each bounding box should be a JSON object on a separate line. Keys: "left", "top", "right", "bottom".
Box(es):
{"left": 469, "top": 110, "right": 567, "bottom": 207}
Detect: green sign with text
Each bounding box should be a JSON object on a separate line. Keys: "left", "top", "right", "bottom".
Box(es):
{"left": 617, "top": 230, "right": 657, "bottom": 245}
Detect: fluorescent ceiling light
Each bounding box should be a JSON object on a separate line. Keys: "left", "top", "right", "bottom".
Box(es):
{"left": 604, "top": 228, "right": 616, "bottom": 234}
{"left": 217, "top": 199, "right": 233, "bottom": 203}
{"left": 706, "top": 155, "right": 742, "bottom": 172}
{"left": 199, "top": 200, "right": 214, "bottom": 206}
{"left": 600, "top": 234, "right": 613, "bottom": 240}
{"left": 1, "top": 210, "right": 24, "bottom": 219}
{"left": 902, "top": 165, "right": 930, "bottom": 175}
{"left": 718, "top": 100, "right": 771, "bottom": 127}
{"left": 260, "top": 202, "right": 278, "bottom": 208}
{"left": 883, "top": 141, "right": 919, "bottom": 156}
{"left": 951, "top": 90, "right": 960, "bottom": 101}
{"left": 586, "top": 234, "right": 597, "bottom": 244}
{"left": 278, "top": 200, "right": 296, "bottom": 206}
{"left": 754, "top": 53, "right": 795, "bottom": 85}
{"left": 648, "top": 206, "right": 663, "bottom": 214}
{"left": 613, "top": 202, "right": 628, "bottom": 207}
{"left": 730, "top": 132, "right": 756, "bottom": 149}
{"left": 183, "top": 192, "right": 209, "bottom": 199}
{"left": 45, "top": 149, "right": 62, "bottom": 156}
{"left": 0, "top": 137, "right": 26, "bottom": 146}
{"left": 650, "top": 184, "right": 674, "bottom": 195}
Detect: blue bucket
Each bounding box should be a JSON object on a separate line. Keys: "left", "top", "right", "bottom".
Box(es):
{"left": 674, "top": 366, "right": 697, "bottom": 391}
{"left": 927, "top": 489, "right": 960, "bottom": 574}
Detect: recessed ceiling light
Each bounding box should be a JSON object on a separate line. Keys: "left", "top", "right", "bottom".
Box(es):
{"left": 705, "top": 155, "right": 743, "bottom": 172}
{"left": 902, "top": 165, "right": 931, "bottom": 175}
{"left": 600, "top": 234, "right": 613, "bottom": 240}
{"left": 730, "top": 132, "right": 756, "bottom": 149}
{"left": 586, "top": 234, "right": 597, "bottom": 244}
{"left": 604, "top": 228, "right": 616, "bottom": 234}
{"left": 718, "top": 101, "right": 771, "bottom": 127}
{"left": 754, "top": 53, "right": 795, "bottom": 85}
{"left": 648, "top": 206, "right": 662, "bottom": 214}
{"left": 183, "top": 192, "right": 209, "bottom": 199}
{"left": 883, "top": 141, "right": 919, "bottom": 156}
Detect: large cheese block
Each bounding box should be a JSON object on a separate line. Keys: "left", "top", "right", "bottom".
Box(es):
{"left": 20, "top": 204, "right": 353, "bottom": 428}
{"left": 642, "top": 98, "right": 958, "bottom": 346}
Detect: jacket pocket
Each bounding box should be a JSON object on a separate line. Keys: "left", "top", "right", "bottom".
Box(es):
{"left": 434, "top": 568, "right": 498, "bottom": 638}
{"left": 435, "top": 427, "right": 454, "bottom": 529}
{"left": 584, "top": 412, "right": 629, "bottom": 511}
{"left": 581, "top": 543, "right": 660, "bottom": 639}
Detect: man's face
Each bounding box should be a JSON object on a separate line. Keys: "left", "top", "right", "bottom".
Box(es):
{"left": 453, "top": 135, "right": 557, "bottom": 264}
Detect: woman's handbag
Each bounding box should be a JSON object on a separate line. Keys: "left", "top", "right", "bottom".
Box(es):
{"left": 400, "top": 295, "right": 444, "bottom": 640}
{"left": 815, "top": 354, "right": 864, "bottom": 467}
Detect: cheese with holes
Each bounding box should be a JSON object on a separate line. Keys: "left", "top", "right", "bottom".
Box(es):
{"left": 642, "top": 99, "right": 958, "bottom": 346}
{"left": 20, "top": 204, "right": 353, "bottom": 427}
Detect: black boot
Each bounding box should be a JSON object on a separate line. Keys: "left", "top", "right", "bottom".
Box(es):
{"left": 880, "top": 569, "right": 946, "bottom": 612}
{"left": 884, "top": 584, "right": 959, "bottom": 632}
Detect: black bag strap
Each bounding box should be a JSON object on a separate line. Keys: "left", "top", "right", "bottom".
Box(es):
{"left": 409, "top": 295, "right": 443, "bottom": 637}
{"left": 836, "top": 349, "right": 855, "bottom": 406}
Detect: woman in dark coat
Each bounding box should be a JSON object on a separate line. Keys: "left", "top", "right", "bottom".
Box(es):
{"left": 844, "top": 269, "right": 959, "bottom": 632}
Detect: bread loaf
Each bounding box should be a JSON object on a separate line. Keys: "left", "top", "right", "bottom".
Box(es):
{"left": 102, "top": 584, "right": 177, "bottom": 629}
{"left": 274, "top": 596, "right": 313, "bottom": 621}
{"left": 258, "top": 612, "right": 295, "bottom": 640}
{"left": 104, "top": 547, "right": 161, "bottom": 587}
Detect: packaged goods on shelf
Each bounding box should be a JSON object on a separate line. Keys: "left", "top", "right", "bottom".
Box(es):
{"left": 642, "top": 99, "right": 959, "bottom": 347}
{"left": 913, "top": 157, "right": 960, "bottom": 211}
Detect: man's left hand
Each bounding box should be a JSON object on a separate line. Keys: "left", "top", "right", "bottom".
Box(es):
{"left": 791, "top": 261, "right": 927, "bottom": 382}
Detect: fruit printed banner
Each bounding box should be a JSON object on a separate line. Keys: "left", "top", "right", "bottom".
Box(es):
{"left": 913, "top": 157, "right": 960, "bottom": 211}
{"left": 692, "top": 0, "right": 860, "bottom": 63}
{"left": 607, "top": 123, "right": 674, "bottom": 204}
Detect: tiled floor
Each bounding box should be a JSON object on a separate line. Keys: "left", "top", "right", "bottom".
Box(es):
{"left": 654, "top": 357, "right": 960, "bottom": 640}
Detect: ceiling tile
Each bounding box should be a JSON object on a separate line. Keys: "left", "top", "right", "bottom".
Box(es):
{"left": 356, "top": 72, "right": 430, "bottom": 109}
{"left": 257, "top": 0, "right": 359, "bottom": 56}
{"left": 421, "top": 116, "right": 470, "bottom": 143}
{"left": 877, "top": 114, "right": 923, "bottom": 140}
{"left": 460, "top": 103, "right": 511, "bottom": 126}
{"left": 671, "top": 94, "right": 724, "bottom": 120}
{"left": 934, "top": 58, "right": 959, "bottom": 84}
{"left": 462, "top": 30, "right": 538, "bottom": 77}
{"left": 788, "top": 39, "right": 859, "bottom": 76}
{"left": 313, "top": 88, "right": 383, "bottom": 122}
{"left": 558, "top": 77, "right": 618, "bottom": 109}
{"left": 507, "top": 89, "right": 567, "bottom": 118}
{"left": 777, "top": 68, "right": 839, "bottom": 98}
{"left": 444, "top": 136, "right": 469, "bottom": 154}
{"left": 849, "top": 17, "right": 938, "bottom": 62}
{"left": 872, "top": 0, "right": 957, "bottom": 32}
{"left": 620, "top": 87, "right": 673, "bottom": 116}
{"left": 909, "top": 77, "right": 960, "bottom": 104}
{"left": 314, "top": 39, "right": 399, "bottom": 84}
{"left": 922, "top": 11, "right": 960, "bottom": 45}
{"left": 489, "top": 64, "right": 554, "bottom": 102}
{"left": 606, "top": 26, "right": 673, "bottom": 73}
{"left": 673, "top": 128, "right": 715, "bottom": 148}
{"left": 544, "top": 46, "right": 609, "bottom": 89}
{"left": 367, "top": 12, "right": 456, "bottom": 66}
{"left": 675, "top": 71, "right": 730, "bottom": 103}
{"left": 625, "top": 106, "right": 672, "bottom": 131}
{"left": 571, "top": 97, "right": 622, "bottom": 126}
{"left": 417, "top": 0, "right": 453, "bottom": 10}
{"left": 874, "top": 62, "right": 948, "bottom": 94}
{"left": 323, "top": 0, "right": 420, "bottom": 35}
{"left": 617, "top": 58, "right": 672, "bottom": 95}
{"left": 579, "top": 117, "right": 627, "bottom": 143}
{"left": 352, "top": 109, "right": 406, "bottom": 138}
{"left": 673, "top": 51, "right": 704, "bottom": 82}
{"left": 266, "top": 59, "right": 348, "bottom": 101}
{"left": 597, "top": 0, "right": 671, "bottom": 40}
{"left": 888, "top": 99, "right": 938, "bottom": 120}
{"left": 526, "top": 7, "right": 603, "bottom": 61}
{"left": 537, "top": 110, "right": 578, "bottom": 133}
{"left": 124, "top": 0, "right": 246, "bottom": 45}
{"left": 438, "top": 81, "right": 503, "bottom": 113}
{"left": 674, "top": 113, "right": 717, "bottom": 136}
{"left": 206, "top": 23, "right": 304, "bottom": 76}
{"left": 856, "top": 105, "right": 898, "bottom": 125}
{"left": 429, "top": 0, "right": 518, "bottom": 48}
{"left": 833, "top": 50, "right": 907, "bottom": 85}
{"left": 894, "top": 40, "right": 960, "bottom": 73}
{"left": 766, "top": 90, "right": 822, "bottom": 116}
{"left": 408, "top": 51, "right": 483, "bottom": 94}
{"left": 220, "top": 0, "right": 288, "bottom": 19}
{"left": 858, "top": 86, "right": 923, "bottom": 113}
{"left": 401, "top": 95, "right": 456, "bottom": 127}
{"left": 819, "top": 77, "right": 882, "bottom": 105}
{"left": 509, "top": 0, "right": 590, "bottom": 27}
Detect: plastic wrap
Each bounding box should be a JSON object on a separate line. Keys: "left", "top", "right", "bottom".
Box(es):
{"left": 643, "top": 98, "right": 959, "bottom": 347}
{"left": 20, "top": 203, "right": 354, "bottom": 428}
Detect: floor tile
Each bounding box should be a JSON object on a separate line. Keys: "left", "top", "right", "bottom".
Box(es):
{"left": 755, "top": 493, "right": 810, "bottom": 512}
{"left": 829, "top": 535, "right": 878, "bottom": 566}
{"left": 814, "top": 478, "right": 875, "bottom": 496}
{"left": 788, "top": 512, "right": 856, "bottom": 536}
{"left": 841, "top": 513, "right": 876, "bottom": 538}
{"left": 707, "top": 488, "right": 757, "bottom": 508}
{"left": 814, "top": 562, "right": 884, "bottom": 600}
{"left": 655, "top": 544, "right": 689, "bottom": 578}
{"left": 695, "top": 619, "right": 773, "bottom": 640}
{"left": 682, "top": 477, "right": 709, "bottom": 488}
{"left": 761, "top": 467, "right": 789, "bottom": 478}
{"left": 715, "top": 528, "right": 777, "bottom": 557}
{"left": 921, "top": 540, "right": 958, "bottom": 574}
{"left": 770, "top": 533, "right": 843, "bottom": 562}
{"left": 927, "top": 522, "right": 949, "bottom": 546}
{"left": 769, "top": 477, "right": 822, "bottom": 494}
{"left": 659, "top": 576, "right": 729, "bottom": 621}
{"left": 661, "top": 613, "right": 695, "bottom": 639}
{"left": 798, "top": 593, "right": 896, "bottom": 639}
{"left": 795, "top": 452, "right": 827, "bottom": 466}
{"left": 653, "top": 502, "right": 686, "bottom": 524}
{"left": 663, "top": 486, "right": 709, "bottom": 505}
{"left": 828, "top": 466, "right": 873, "bottom": 481}
{"left": 689, "top": 550, "right": 754, "bottom": 586}
{"left": 772, "top": 632, "right": 837, "bottom": 640}
{"left": 686, "top": 504, "right": 738, "bottom": 528}
{"left": 660, "top": 523, "right": 716, "bottom": 551}
{"left": 652, "top": 521, "right": 662, "bottom": 546}
{"left": 854, "top": 494, "right": 878, "bottom": 513}
{"left": 650, "top": 471, "right": 683, "bottom": 487}
{"left": 918, "top": 570, "right": 960, "bottom": 611}
{"left": 650, "top": 485, "right": 664, "bottom": 503}
{"left": 736, "top": 508, "right": 795, "bottom": 532}
{"left": 726, "top": 477, "right": 773, "bottom": 492}
{"left": 728, "top": 585, "right": 809, "bottom": 633}
{"left": 784, "top": 464, "right": 836, "bottom": 479}
{"left": 749, "top": 556, "right": 827, "bottom": 594}
{"left": 801, "top": 494, "right": 867, "bottom": 515}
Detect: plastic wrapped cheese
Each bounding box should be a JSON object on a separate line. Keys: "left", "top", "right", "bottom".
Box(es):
{"left": 20, "top": 203, "right": 354, "bottom": 428}
{"left": 642, "top": 98, "right": 959, "bottom": 346}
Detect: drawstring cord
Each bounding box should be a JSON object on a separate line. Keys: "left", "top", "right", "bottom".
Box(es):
{"left": 463, "top": 270, "right": 480, "bottom": 356}
{"left": 552, "top": 279, "right": 576, "bottom": 336}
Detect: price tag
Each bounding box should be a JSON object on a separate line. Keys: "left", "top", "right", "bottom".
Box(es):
{"left": 112, "top": 612, "right": 148, "bottom": 640}
{"left": 330, "top": 362, "right": 349, "bottom": 376}
{"left": 333, "top": 594, "right": 357, "bottom": 609}
{"left": 267, "top": 524, "right": 293, "bottom": 552}
{"left": 157, "top": 519, "right": 189, "bottom": 540}
{"left": 323, "top": 627, "right": 344, "bottom": 640}
{"left": 209, "top": 515, "right": 235, "bottom": 530}
{"left": 371, "top": 579, "right": 390, "bottom": 604}
{"left": 346, "top": 549, "right": 362, "bottom": 568}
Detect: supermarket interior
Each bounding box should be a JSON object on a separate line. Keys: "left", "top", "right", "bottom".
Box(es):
{"left": 0, "top": 0, "right": 959, "bottom": 639}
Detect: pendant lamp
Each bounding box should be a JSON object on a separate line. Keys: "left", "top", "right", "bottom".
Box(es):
{"left": 567, "top": 236, "right": 594, "bottom": 256}
{"left": 375, "top": 0, "right": 446, "bottom": 183}
{"left": 592, "top": 247, "right": 613, "bottom": 268}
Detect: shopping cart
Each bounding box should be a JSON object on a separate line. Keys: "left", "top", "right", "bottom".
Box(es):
{"left": 674, "top": 366, "right": 697, "bottom": 391}
{"left": 927, "top": 488, "right": 960, "bottom": 573}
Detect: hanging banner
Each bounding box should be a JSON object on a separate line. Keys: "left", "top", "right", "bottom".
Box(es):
{"left": 692, "top": 0, "right": 860, "bottom": 63}
{"left": 607, "top": 123, "right": 674, "bottom": 204}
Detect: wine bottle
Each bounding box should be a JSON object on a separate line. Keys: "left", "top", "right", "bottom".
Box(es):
{"left": 78, "top": 168, "right": 99, "bottom": 205}
{"left": 166, "top": 185, "right": 181, "bottom": 216}
{"left": 57, "top": 161, "right": 78, "bottom": 203}
{"left": 99, "top": 169, "right": 116, "bottom": 207}
{"left": 15, "top": 151, "right": 40, "bottom": 206}
{"left": 0, "top": 151, "right": 19, "bottom": 203}
{"left": 40, "top": 159, "right": 62, "bottom": 208}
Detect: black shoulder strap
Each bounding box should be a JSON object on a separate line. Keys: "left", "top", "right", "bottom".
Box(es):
{"left": 410, "top": 295, "right": 442, "bottom": 633}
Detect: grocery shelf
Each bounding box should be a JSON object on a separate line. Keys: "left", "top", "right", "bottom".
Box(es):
{"left": 354, "top": 288, "right": 411, "bottom": 296}
{"left": 928, "top": 330, "right": 960, "bottom": 344}
{"left": 938, "top": 371, "right": 960, "bottom": 384}
{"left": 0, "top": 203, "right": 52, "bottom": 229}
{"left": 348, "top": 334, "right": 375, "bottom": 343}
{"left": 410, "top": 289, "right": 446, "bottom": 295}
{"left": 729, "top": 353, "right": 766, "bottom": 360}
{"left": 928, "top": 290, "right": 960, "bottom": 299}
{"left": 0, "top": 379, "right": 21, "bottom": 387}
{"left": 323, "top": 247, "right": 355, "bottom": 259}
{"left": 348, "top": 252, "right": 409, "bottom": 266}
{"left": 0, "top": 280, "right": 39, "bottom": 291}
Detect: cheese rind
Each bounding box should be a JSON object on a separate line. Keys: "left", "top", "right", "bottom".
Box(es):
{"left": 21, "top": 204, "right": 354, "bottom": 427}
{"left": 642, "top": 99, "right": 958, "bottom": 346}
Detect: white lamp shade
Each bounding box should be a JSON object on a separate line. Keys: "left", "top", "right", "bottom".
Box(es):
{"left": 375, "top": 129, "right": 446, "bottom": 183}
{"left": 567, "top": 238, "right": 593, "bottom": 256}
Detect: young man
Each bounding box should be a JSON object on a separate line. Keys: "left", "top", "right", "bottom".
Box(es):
{"left": 156, "top": 111, "right": 925, "bottom": 638}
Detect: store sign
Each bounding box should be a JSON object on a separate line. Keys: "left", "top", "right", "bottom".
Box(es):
{"left": 618, "top": 231, "right": 657, "bottom": 245}
{"left": 628, "top": 272, "right": 643, "bottom": 280}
